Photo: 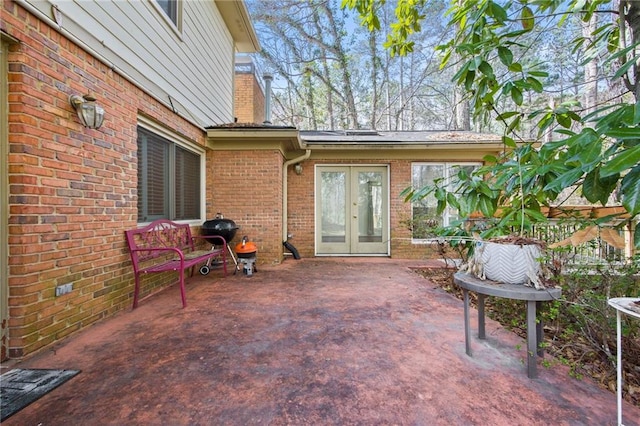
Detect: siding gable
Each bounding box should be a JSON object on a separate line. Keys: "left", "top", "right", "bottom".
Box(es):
{"left": 23, "top": 0, "right": 255, "bottom": 126}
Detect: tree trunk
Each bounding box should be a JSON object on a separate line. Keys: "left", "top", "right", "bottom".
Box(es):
{"left": 623, "top": 0, "right": 640, "bottom": 101}
{"left": 454, "top": 85, "right": 470, "bottom": 130}
{"left": 582, "top": 13, "right": 598, "bottom": 115}
{"left": 369, "top": 30, "right": 379, "bottom": 129}
{"left": 312, "top": 5, "right": 335, "bottom": 129}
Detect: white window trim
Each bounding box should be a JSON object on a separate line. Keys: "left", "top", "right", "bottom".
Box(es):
{"left": 411, "top": 162, "right": 481, "bottom": 244}
{"left": 151, "top": 0, "right": 184, "bottom": 39}
{"left": 137, "top": 116, "right": 206, "bottom": 226}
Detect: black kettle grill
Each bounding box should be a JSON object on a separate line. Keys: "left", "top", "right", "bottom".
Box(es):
{"left": 201, "top": 213, "right": 240, "bottom": 274}
{"left": 202, "top": 213, "right": 238, "bottom": 244}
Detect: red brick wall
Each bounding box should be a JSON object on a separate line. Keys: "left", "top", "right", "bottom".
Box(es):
{"left": 234, "top": 72, "right": 265, "bottom": 124}
{"left": 207, "top": 149, "right": 284, "bottom": 265}
{"left": 3, "top": 2, "right": 208, "bottom": 358}
{"left": 285, "top": 161, "right": 314, "bottom": 256}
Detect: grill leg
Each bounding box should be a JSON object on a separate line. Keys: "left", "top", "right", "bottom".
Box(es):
{"left": 227, "top": 245, "right": 239, "bottom": 273}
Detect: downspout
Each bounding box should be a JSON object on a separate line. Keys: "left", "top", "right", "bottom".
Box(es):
{"left": 282, "top": 149, "right": 311, "bottom": 256}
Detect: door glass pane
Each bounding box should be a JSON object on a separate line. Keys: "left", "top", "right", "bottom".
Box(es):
{"left": 358, "top": 172, "right": 382, "bottom": 243}
{"left": 321, "top": 171, "right": 346, "bottom": 243}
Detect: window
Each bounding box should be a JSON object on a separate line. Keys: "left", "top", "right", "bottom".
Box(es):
{"left": 137, "top": 126, "right": 202, "bottom": 223}
{"left": 410, "top": 163, "right": 480, "bottom": 240}
{"left": 155, "top": 0, "right": 180, "bottom": 27}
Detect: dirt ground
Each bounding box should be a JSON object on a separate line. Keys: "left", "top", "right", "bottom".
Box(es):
{"left": 415, "top": 266, "right": 640, "bottom": 409}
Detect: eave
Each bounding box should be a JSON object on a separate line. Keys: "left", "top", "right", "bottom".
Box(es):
{"left": 206, "top": 126, "right": 305, "bottom": 160}
{"left": 215, "top": 0, "right": 260, "bottom": 52}
{"left": 299, "top": 130, "right": 507, "bottom": 161}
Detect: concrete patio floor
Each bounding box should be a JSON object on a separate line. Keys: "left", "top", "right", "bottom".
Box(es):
{"left": 2, "top": 258, "right": 639, "bottom": 425}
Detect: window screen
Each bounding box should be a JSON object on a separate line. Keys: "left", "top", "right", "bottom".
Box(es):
{"left": 137, "top": 126, "right": 201, "bottom": 222}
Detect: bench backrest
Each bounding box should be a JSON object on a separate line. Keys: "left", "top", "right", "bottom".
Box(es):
{"left": 125, "top": 219, "right": 195, "bottom": 267}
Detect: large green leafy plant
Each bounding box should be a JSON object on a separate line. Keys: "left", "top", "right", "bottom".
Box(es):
{"left": 401, "top": 139, "right": 563, "bottom": 240}
{"left": 346, "top": 0, "right": 640, "bottom": 248}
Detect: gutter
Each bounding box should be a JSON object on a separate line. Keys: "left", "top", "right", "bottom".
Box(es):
{"left": 282, "top": 149, "right": 311, "bottom": 244}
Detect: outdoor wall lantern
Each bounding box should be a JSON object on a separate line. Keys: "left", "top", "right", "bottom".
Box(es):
{"left": 69, "top": 94, "right": 105, "bottom": 129}
{"left": 294, "top": 164, "right": 303, "bottom": 175}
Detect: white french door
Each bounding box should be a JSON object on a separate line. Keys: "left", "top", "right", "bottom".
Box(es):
{"left": 316, "top": 166, "right": 388, "bottom": 255}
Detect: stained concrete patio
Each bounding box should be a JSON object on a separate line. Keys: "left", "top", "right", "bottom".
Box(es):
{"left": 2, "top": 258, "right": 639, "bottom": 425}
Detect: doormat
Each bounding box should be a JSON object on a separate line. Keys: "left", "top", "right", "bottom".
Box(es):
{"left": 0, "top": 368, "right": 80, "bottom": 421}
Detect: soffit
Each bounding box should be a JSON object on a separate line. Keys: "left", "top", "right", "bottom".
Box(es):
{"left": 215, "top": 0, "right": 260, "bottom": 52}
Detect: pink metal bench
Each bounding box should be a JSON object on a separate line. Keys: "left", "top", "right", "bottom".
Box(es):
{"left": 125, "top": 219, "right": 227, "bottom": 308}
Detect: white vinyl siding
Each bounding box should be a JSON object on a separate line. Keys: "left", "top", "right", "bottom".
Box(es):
{"left": 29, "top": 0, "right": 235, "bottom": 126}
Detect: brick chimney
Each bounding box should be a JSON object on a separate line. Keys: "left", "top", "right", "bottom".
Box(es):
{"left": 234, "top": 56, "right": 265, "bottom": 124}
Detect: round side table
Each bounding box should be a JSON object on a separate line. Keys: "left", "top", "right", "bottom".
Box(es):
{"left": 608, "top": 297, "right": 640, "bottom": 426}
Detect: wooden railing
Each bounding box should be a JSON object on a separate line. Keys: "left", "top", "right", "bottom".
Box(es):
{"left": 526, "top": 220, "right": 635, "bottom": 265}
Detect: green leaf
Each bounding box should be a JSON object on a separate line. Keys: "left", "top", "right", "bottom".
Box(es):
{"left": 635, "top": 224, "right": 640, "bottom": 249}
{"left": 489, "top": 1, "right": 508, "bottom": 23}
{"left": 521, "top": 6, "right": 534, "bottom": 30}
{"left": 446, "top": 192, "right": 460, "bottom": 210}
{"left": 607, "top": 25, "right": 620, "bottom": 53}
{"left": 528, "top": 70, "right": 549, "bottom": 78}
{"left": 612, "top": 54, "right": 640, "bottom": 80}
{"left": 508, "top": 63, "right": 523, "bottom": 72}
{"left": 453, "top": 59, "right": 470, "bottom": 83}
{"left": 603, "top": 127, "right": 640, "bottom": 139}
{"left": 497, "top": 46, "right": 513, "bottom": 66}
{"left": 582, "top": 168, "right": 619, "bottom": 205}
{"left": 464, "top": 70, "right": 475, "bottom": 90}
{"left": 506, "top": 115, "right": 521, "bottom": 134}
{"left": 478, "top": 195, "right": 496, "bottom": 218}
{"left": 600, "top": 144, "right": 640, "bottom": 177}
{"left": 633, "top": 99, "right": 640, "bottom": 125}
{"left": 603, "top": 40, "right": 640, "bottom": 67}
{"left": 483, "top": 154, "right": 498, "bottom": 163}
{"left": 524, "top": 208, "right": 547, "bottom": 223}
{"left": 526, "top": 77, "right": 543, "bottom": 93}
{"left": 468, "top": 56, "right": 483, "bottom": 71}
{"left": 620, "top": 165, "right": 640, "bottom": 215}
{"left": 496, "top": 111, "right": 518, "bottom": 121}
{"left": 400, "top": 186, "right": 414, "bottom": 201}
{"left": 502, "top": 136, "right": 517, "bottom": 148}
{"left": 537, "top": 113, "right": 555, "bottom": 137}
{"left": 577, "top": 135, "right": 603, "bottom": 166}
{"left": 556, "top": 113, "right": 572, "bottom": 128}
{"left": 544, "top": 167, "right": 584, "bottom": 192}
{"left": 478, "top": 61, "right": 494, "bottom": 79}
{"left": 511, "top": 86, "right": 523, "bottom": 106}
